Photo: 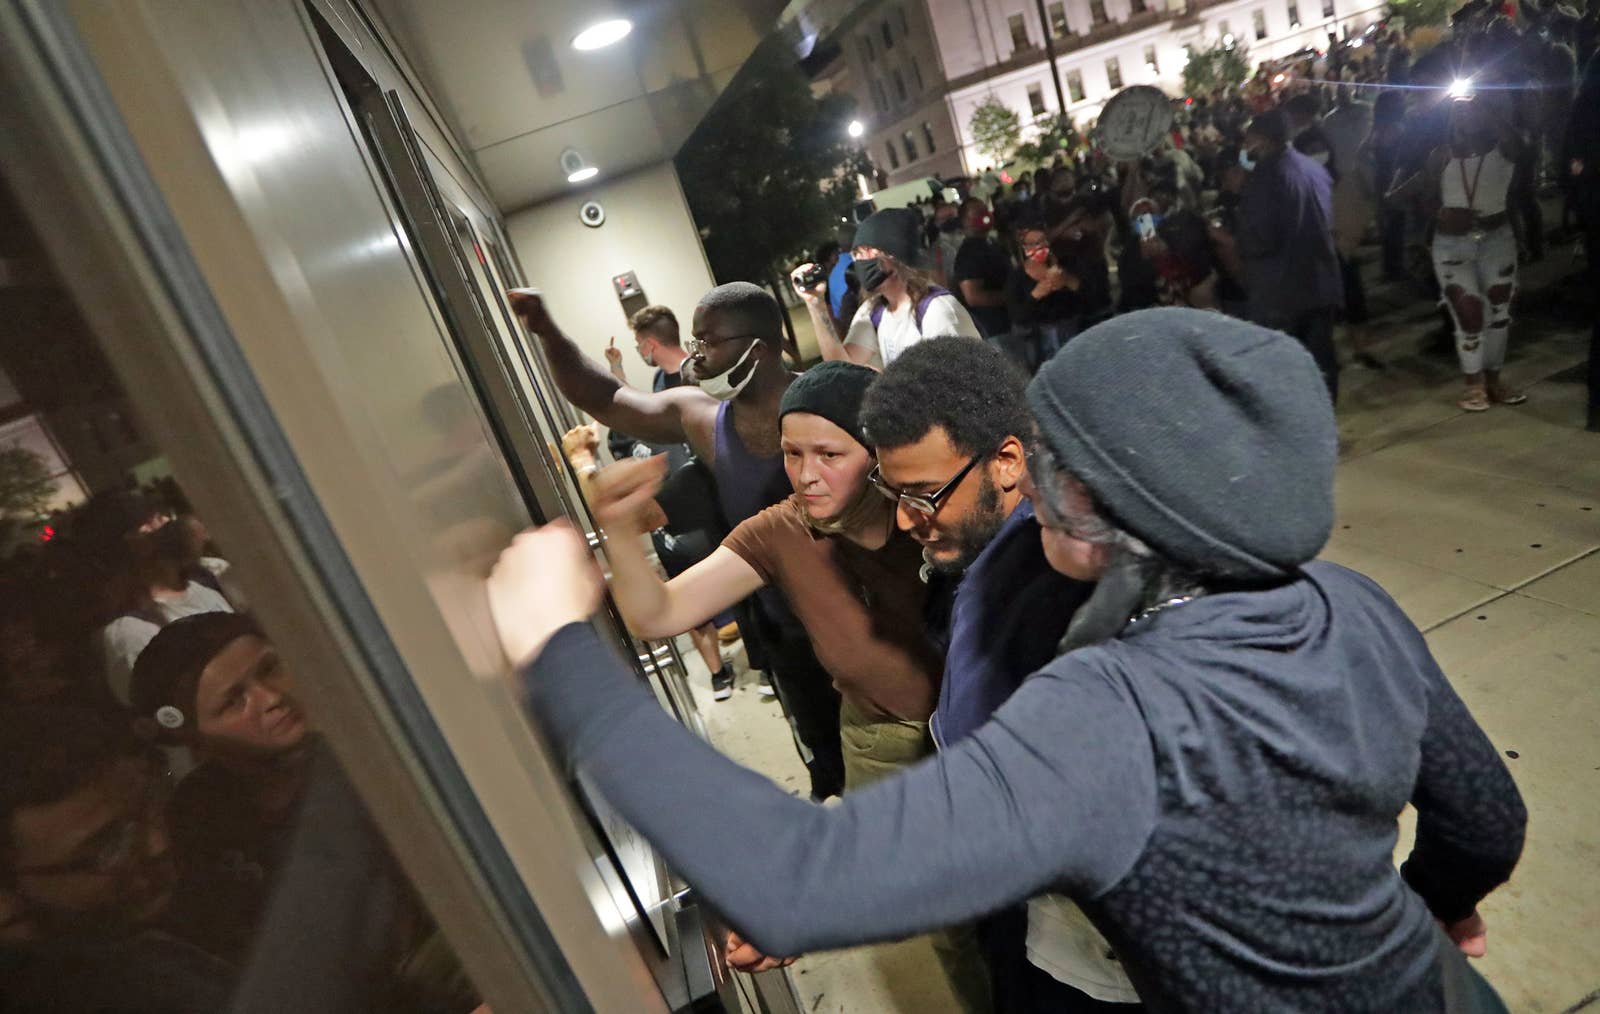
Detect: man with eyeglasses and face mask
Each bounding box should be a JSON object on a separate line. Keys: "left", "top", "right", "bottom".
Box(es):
{"left": 508, "top": 283, "right": 848, "bottom": 798}
{"left": 0, "top": 706, "right": 235, "bottom": 1012}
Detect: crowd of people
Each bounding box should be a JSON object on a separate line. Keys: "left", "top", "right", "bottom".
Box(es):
{"left": 793, "top": 1, "right": 1600, "bottom": 422}
{"left": 0, "top": 489, "right": 485, "bottom": 1012}
{"left": 484, "top": 6, "right": 1600, "bottom": 1012}
{"left": 5, "top": 4, "right": 1595, "bottom": 1012}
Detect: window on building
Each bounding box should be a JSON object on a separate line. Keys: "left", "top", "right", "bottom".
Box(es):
{"left": 1009, "top": 12, "right": 1031, "bottom": 50}
{"left": 911, "top": 56, "right": 926, "bottom": 91}
{"left": 1028, "top": 83, "right": 1047, "bottom": 115}
{"left": 864, "top": 35, "right": 875, "bottom": 61}
{"left": 923, "top": 121, "right": 937, "bottom": 152}
{"left": 1131, "top": 0, "right": 1148, "bottom": 14}
{"left": 903, "top": 130, "right": 919, "bottom": 163}
{"left": 1144, "top": 44, "right": 1159, "bottom": 72}
{"left": 1321, "top": 0, "right": 1335, "bottom": 17}
{"left": 899, "top": 5, "right": 911, "bottom": 35}
{"left": 871, "top": 78, "right": 889, "bottom": 112}
{"left": 1067, "top": 68, "right": 1086, "bottom": 101}
{"left": 1254, "top": 9, "right": 1268, "bottom": 37}
{"left": 1090, "top": 0, "right": 1109, "bottom": 26}
{"left": 1106, "top": 56, "right": 1123, "bottom": 88}
{"left": 882, "top": 19, "right": 894, "bottom": 48}
{"left": 887, "top": 141, "right": 901, "bottom": 169}
{"left": 1047, "top": 1, "right": 1069, "bottom": 37}
{"left": 1288, "top": 1, "right": 1301, "bottom": 25}
{"left": 893, "top": 68, "right": 908, "bottom": 103}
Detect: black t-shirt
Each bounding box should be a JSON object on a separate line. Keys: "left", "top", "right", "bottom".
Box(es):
{"left": 950, "top": 236, "right": 1013, "bottom": 338}
{"left": 0, "top": 931, "right": 236, "bottom": 1013}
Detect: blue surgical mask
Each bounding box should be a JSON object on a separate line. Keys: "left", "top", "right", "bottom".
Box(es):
{"left": 1238, "top": 148, "right": 1256, "bottom": 171}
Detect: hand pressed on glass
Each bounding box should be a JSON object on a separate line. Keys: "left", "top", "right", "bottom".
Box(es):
{"left": 486, "top": 522, "right": 604, "bottom": 668}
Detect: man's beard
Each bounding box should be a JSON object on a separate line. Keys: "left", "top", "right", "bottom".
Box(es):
{"left": 925, "top": 474, "right": 1007, "bottom": 575}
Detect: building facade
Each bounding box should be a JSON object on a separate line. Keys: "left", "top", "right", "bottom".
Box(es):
{"left": 832, "top": 0, "right": 1387, "bottom": 186}
{"left": 835, "top": 1, "right": 969, "bottom": 185}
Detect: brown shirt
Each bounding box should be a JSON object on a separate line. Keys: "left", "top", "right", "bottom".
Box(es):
{"left": 722, "top": 499, "right": 942, "bottom": 721}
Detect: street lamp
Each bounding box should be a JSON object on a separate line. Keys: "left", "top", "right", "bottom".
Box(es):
{"left": 848, "top": 120, "right": 865, "bottom": 139}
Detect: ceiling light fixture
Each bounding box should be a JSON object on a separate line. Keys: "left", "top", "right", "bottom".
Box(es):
{"left": 567, "top": 166, "right": 600, "bottom": 183}
{"left": 572, "top": 18, "right": 633, "bottom": 51}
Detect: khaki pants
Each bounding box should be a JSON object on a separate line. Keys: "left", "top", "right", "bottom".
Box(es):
{"left": 837, "top": 698, "right": 994, "bottom": 1012}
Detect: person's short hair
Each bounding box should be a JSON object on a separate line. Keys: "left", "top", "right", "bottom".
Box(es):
{"left": 628, "top": 305, "right": 680, "bottom": 347}
{"left": 1283, "top": 93, "right": 1322, "bottom": 121}
{"left": 0, "top": 706, "right": 153, "bottom": 875}
{"left": 697, "top": 282, "right": 784, "bottom": 349}
{"left": 860, "top": 337, "right": 1031, "bottom": 457}
{"left": 960, "top": 196, "right": 987, "bottom": 217}
{"left": 72, "top": 490, "right": 162, "bottom": 559}
{"left": 1245, "top": 109, "right": 1291, "bottom": 146}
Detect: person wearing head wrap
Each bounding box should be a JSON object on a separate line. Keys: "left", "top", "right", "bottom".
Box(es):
{"left": 794, "top": 207, "right": 981, "bottom": 370}
{"left": 126, "top": 613, "right": 311, "bottom": 964}
{"left": 582, "top": 360, "right": 942, "bottom": 787}
{"left": 491, "top": 309, "right": 1527, "bottom": 1012}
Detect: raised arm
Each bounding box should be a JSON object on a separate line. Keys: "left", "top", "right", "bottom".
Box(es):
{"left": 507, "top": 290, "right": 716, "bottom": 455}
{"left": 591, "top": 456, "right": 765, "bottom": 639}
{"left": 486, "top": 523, "right": 1159, "bottom": 959}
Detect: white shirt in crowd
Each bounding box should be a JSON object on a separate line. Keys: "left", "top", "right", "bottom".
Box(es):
{"left": 843, "top": 292, "right": 981, "bottom": 369}
{"left": 101, "top": 574, "right": 234, "bottom": 705}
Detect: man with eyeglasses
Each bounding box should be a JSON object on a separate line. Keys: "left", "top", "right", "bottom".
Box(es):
{"left": 508, "top": 282, "right": 848, "bottom": 799}
{"left": 0, "top": 705, "right": 236, "bottom": 1012}
{"left": 860, "top": 337, "right": 1135, "bottom": 1013}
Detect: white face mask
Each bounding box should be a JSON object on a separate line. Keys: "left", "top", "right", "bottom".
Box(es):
{"left": 688, "top": 340, "right": 760, "bottom": 401}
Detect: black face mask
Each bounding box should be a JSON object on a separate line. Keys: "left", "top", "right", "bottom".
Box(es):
{"left": 939, "top": 219, "right": 962, "bottom": 234}
{"left": 857, "top": 257, "right": 894, "bottom": 293}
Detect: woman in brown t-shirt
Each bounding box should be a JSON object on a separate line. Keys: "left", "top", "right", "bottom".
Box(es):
{"left": 591, "top": 361, "right": 942, "bottom": 792}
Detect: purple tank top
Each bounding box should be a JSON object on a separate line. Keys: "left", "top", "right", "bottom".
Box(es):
{"left": 712, "top": 401, "right": 791, "bottom": 528}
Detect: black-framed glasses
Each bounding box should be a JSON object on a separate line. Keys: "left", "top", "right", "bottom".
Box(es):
{"left": 13, "top": 768, "right": 172, "bottom": 878}
{"left": 684, "top": 333, "right": 759, "bottom": 358}
{"left": 869, "top": 455, "right": 983, "bottom": 518}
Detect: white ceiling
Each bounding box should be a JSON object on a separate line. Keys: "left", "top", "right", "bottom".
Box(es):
{"left": 371, "top": 0, "right": 801, "bottom": 211}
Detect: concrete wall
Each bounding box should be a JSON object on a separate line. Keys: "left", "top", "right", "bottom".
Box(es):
{"left": 503, "top": 161, "right": 717, "bottom": 391}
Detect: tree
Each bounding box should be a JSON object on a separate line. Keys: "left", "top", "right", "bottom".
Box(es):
{"left": 1182, "top": 39, "right": 1252, "bottom": 96}
{"left": 0, "top": 446, "right": 54, "bottom": 521}
{"left": 676, "top": 35, "right": 862, "bottom": 290}
{"left": 1014, "top": 113, "right": 1080, "bottom": 167}
{"left": 1386, "top": 0, "right": 1452, "bottom": 29}
{"left": 969, "top": 96, "right": 1023, "bottom": 165}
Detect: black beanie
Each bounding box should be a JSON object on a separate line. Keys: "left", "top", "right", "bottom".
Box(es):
{"left": 1027, "top": 308, "right": 1337, "bottom": 582}
{"left": 780, "top": 361, "right": 880, "bottom": 448}
{"left": 130, "top": 611, "right": 262, "bottom": 738}
{"left": 852, "top": 208, "right": 926, "bottom": 267}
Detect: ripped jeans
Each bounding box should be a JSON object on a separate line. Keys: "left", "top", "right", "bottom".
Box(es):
{"left": 1432, "top": 226, "right": 1518, "bottom": 375}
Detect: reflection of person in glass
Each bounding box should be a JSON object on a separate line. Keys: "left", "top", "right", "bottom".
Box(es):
{"left": 490, "top": 309, "right": 1526, "bottom": 1012}
{"left": 0, "top": 706, "right": 235, "bottom": 1012}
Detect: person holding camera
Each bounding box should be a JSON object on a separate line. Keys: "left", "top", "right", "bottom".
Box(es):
{"left": 793, "top": 208, "right": 979, "bottom": 370}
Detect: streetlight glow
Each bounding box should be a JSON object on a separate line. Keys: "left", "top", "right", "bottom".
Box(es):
{"left": 848, "top": 120, "right": 865, "bottom": 138}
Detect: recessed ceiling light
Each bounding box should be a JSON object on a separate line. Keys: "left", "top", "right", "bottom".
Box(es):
{"left": 567, "top": 167, "right": 600, "bottom": 183}
{"left": 572, "top": 19, "right": 632, "bottom": 51}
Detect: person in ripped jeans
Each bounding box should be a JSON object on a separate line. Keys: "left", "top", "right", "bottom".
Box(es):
{"left": 1390, "top": 86, "right": 1528, "bottom": 413}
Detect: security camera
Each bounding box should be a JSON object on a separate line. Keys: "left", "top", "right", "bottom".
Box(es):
{"left": 579, "top": 200, "right": 606, "bottom": 228}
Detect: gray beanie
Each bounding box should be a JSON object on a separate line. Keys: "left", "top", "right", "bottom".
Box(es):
{"left": 1026, "top": 308, "right": 1337, "bottom": 582}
